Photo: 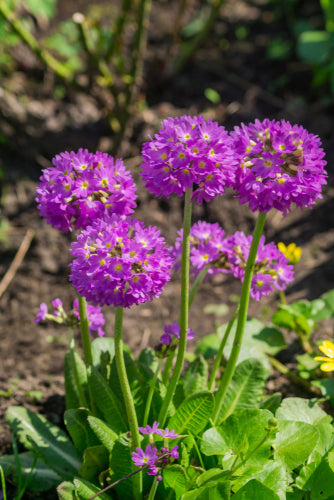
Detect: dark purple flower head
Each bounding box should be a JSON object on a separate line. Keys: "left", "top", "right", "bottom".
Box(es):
{"left": 230, "top": 119, "right": 327, "bottom": 215}
{"left": 69, "top": 214, "right": 173, "bottom": 307}
{"left": 36, "top": 149, "right": 137, "bottom": 233}
{"left": 140, "top": 115, "right": 237, "bottom": 203}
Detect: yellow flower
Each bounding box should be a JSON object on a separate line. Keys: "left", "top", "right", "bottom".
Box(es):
{"left": 314, "top": 340, "right": 334, "bottom": 372}
{"left": 278, "top": 242, "right": 302, "bottom": 265}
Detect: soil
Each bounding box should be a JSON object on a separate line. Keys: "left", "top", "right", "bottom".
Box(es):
{"left": 1, "top": 0, "right": 334, "bottom": 498}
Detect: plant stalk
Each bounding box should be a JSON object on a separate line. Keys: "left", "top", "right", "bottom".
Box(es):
{"left": 78, "top": 295, "right": 93, "bottom": 365}
{"left": 114, "top": 306, "right": 142, "bottom": 499}
{"left": 212, "top": 212, "right": 267, "bottom": 424}
{"left": 208, "top": 303, "right": 239, "bottom": 391}
{"left": 158, "top": 188, "right": 193, "bottom": 426}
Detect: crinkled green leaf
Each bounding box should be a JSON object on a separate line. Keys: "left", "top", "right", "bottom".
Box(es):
{"left": 64, "top": 409, "right": 100, "bottom": 456}
{"left": 217, "top": 358, "right": 268, "bottom": 423}
{"left": 168, "top": 391, "right": 214, "bottom": 436}
{"left": 87, "top": 416, "right": 118, "bottom": 452}
{"left": 109, "top": 434, "right": 132, "bottom": 498}
{"left": 78, "top": 445, "right": 109, "bottom": 482}
{"left": 64, "top": 351, "right": 89, "bottom": 411}
{"left": 0, "top": 451, "right": 61, "bottom": 491}
{"left": 73, "top": 477, "right": 111, "bottom": 499}
{"left": 6, "top": 406, "right": 81, "bottom": 479}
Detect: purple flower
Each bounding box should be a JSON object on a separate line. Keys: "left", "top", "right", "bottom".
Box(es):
{"left": 69, "top": 214, "right": 173, "bottom": 307}
{"left": 132, "top": 445, "right": 158, "bottom": 467}
{"left": 140, "top": 115, "right": 237, "bottom": 203}
{"left": 156, "top": 428, "right": 179, "bottom": 439}
{"left": 170, "top": 446, "right": 179, "bottom": 459}
{"left": 36, "top": 149, "right": 137, "bottom": 233}
{"left": 138, "top": 421, "right": 160, "bottom": 435}
{"left": 73, "top": 299, "right": 105, "bottom": 337}
{"left": 230, "top": 119, "right": 327, "bottom": 215}
{"left": 34, "top": 303, "right": 48, "bottom": 322}
{"left": 160, "top": 322, "right": 195, "bottom": 345}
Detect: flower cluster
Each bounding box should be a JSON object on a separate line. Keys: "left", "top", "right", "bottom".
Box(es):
{"left": 230, "top": 119, "right": 327, "bottom": 215}
{"left": 69, "top": 214, "right": 173, "bottom": 307}
{"left": 172, "top": 221, "right": 294, "bottom": 300}
{"left": 132, "top": 422, "right": 179, "bottom": 479}
{"left": 314, "top": 340, "right": 334, "bottom": 372}
{"left": 140, "top": 115, "right": 237, "bottom": 203}
{"left": 34, "top": 298, "right": 105, "bottom": 337}
{"left": 36, "top": 149, "right": 137, "bottom": 233}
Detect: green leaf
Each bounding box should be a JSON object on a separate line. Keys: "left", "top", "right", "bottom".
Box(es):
{"left": 183, "top": 356, "right": 208, "bottom": 398}
{"left": 64, "top": 409, "right": 100, "bottom": 456}
{"left": 204, "top": 88, "right": 221, "bottom": 104}
{"left": 0, "top": 451, "right": 61, "bottom": 491}
{"left": 195, "top": 333, "right": 221, "bottom": 360}
{"left": 91, "top": 337, "right": 115, "bottom": 367}
{"left": 109, "top": 434, "right": 133, "bottom": 498}
{"left": 297, "top": 30, "right": 332, "bottom": 64}
{"left": 181, "top": 479, "right": 230, "bottom": 499}
{"left": 233, "top": 479, "right": 280, "bottom": 499}
{"left": 319, "top": 288, "right": 334, "bottom": 318}
{"left": 25, "top": 0, "right": 57, "bottom": 19}
{"left": 312, "top": 378, "right": 334, "bottom": 401}
{"left": 168, "top": 391, "right": 214, "bottom": 436}
{"left": 202, "top": 409, "right": 273, "bottom": 466}
{"left": 73, "top": 477, "right": 111, "bottom": 499}
{"left": 87, "top": 416, "right": 118, "bottom": 452}
{"left": 6, "top": 406, "right": 81, "bottom": 479}
{"left": 78, "top": 445, "right": 109, "bottom": 482}
{"left": 275, "top": 397, "right": 332, "bottom": 426}
{"left": 232, "top": 460, "right": 289, "bottom": 499}
{"left": 222, "top": 319, "right": 286, "bottom": 369}
{"left": 296, "top": 456, "right": 334, "bottom": 499}
{"left": 163, "top": 465, "right": 187, "bottom": 499}
{"left": 274, "top": 420, "right": 319, "bottom": 470}
{"left": 64, "top": 351, "right": 89, "bottom": 411}
{"left": 259, "top": 393, "right": 282, "bottom": 414}
{"left": 272, "top": 309, "right": 296, "bottom": 330}
{"left": 86, "top": 366, "right": 127, "bottom": 433}
{"left": 57, "top": 481, "right": 76, "bottom": 499}
{"left": 197, "top": 469, "right": 230, "bottom": 487}
{"left": 217, "top": 358, "right": 268, "bottom": 423}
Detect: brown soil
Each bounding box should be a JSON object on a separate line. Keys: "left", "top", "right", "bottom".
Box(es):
{"left": 1, "top": 0, "right": 334, "bottom": 497}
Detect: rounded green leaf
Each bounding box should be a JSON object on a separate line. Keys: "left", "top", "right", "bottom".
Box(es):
{"left": 274, "top": 421, "right": 319, "bottom": 470}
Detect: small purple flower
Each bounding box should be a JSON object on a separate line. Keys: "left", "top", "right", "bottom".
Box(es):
{"left": 170, "top": 446, "right": 179, "bottom": 459}
{"left": 160, "top": 322, "right": 195, "bottom": 345}
{"left": 156, "top": 428, "right": 179, "bottom": 439}
{"left": 34, "top": 303, "right": 48, "bottom": 322}
{"left": 69, "top": 214, "right": 173, "bottom": 307}
{"left": 230, "top": 119, "right": 327, "bottom": 215}
{"left": 36, "top": 149, "right": 137, "bottom": 233}
{"left": 138, "top": 421, "right": 160, "bottom": 435}
{"left": 73, "top": 299, "right": 105, "bottom": 337}
{"left": 132, "top": 445, "right": 158, "bottom": 467}
{"left": 140, "top": 115, "right": 238, "bottom": 203}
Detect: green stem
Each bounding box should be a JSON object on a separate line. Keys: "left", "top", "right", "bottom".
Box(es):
{"left": 158, "top": 188, "right": 193, "bottom": 426}
{"left": 208, "top": 303, "right": 239, "bottom": 391}
{"left": 105, "top": 0, "right": 131, "bottom": 61}
{"left": 142, "top": 359, "right": 163, "bottom": 427}
{"left": 279, "top": 290, "right": 287, "bottom": 305}
{"left": 68, "top": 328, "right": 89, "bottom": 408}
{"left": 212, "top": 212, "right": 267, "bottom": 424}
{"left": 114, "top": 306, "right": 142, "bottom": 500}
{"left": 78, "top": 295, "right": 93, "bottom": 365}
{"left": 0, "top": 466, "right": 6, "bottom": 500}
{"left": 267, "top": 354, "right": 321, "bottom": 396}
{"left": 295, "top": 328, "right": 313, "bottom": 354}
{"left": 147, "top": 480, "right": 159, "bottom": 500}
{"left": 162, "top": 263, "right": 209, "bottom": 385}
{"left": 0, "top": 3, "right": 73, "bottom": 82}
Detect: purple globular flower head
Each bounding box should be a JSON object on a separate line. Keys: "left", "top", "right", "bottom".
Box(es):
{"left": 171, "top": 221, "right": 229, "bottom": 277}
{"left": 69, "top": 214, "right": 173, "bottom": 307}
{"left": 36, "top": 149, "right": 137, "bottom": 233}
{"left": 223, "top": 232, "right": 294, "bottom": 300}
{"left": 140, "top": 115, "right": 238, "bottom": 203}
{"left": 230, "top": 119, "right": 327, "bottom": 215}
{"left": 132, "top": 445, "right": 158, "bottom": 467}
{"left": 34, "top": 302, "right": 48, "bottom": 322}
{"left": 73, "top": 299, "right": 105, "bottom": 337}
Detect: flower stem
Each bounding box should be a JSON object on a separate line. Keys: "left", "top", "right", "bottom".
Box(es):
{"left": 78, "top": 295, "right": 93, "bottom": 365}
{"left": 162, "top": 262, "right": 209, "bottom": 385}
{"left": 114, "top": 306, "right": 142, "bottom": 499}
{"left": 267, "top": 354, "right": 321, "bottom": 396}
{"left": 212, "top": 212, "right": 267, "bottom": 424}
{"left": 147, "top": 479, "right": 159, "bottom": 500}
{"left": 158, "top": 187, "right": 193, "bottom": 426}
{"left": 208, "top": 303, "right": 239, "bottom": 391}
{"left": 142, "top": 359, "right": 163, "bottom": 427}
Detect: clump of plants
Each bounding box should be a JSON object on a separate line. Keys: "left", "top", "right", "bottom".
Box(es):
{"left": 1, "top": 116, "right": 333, "bottom": 500}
